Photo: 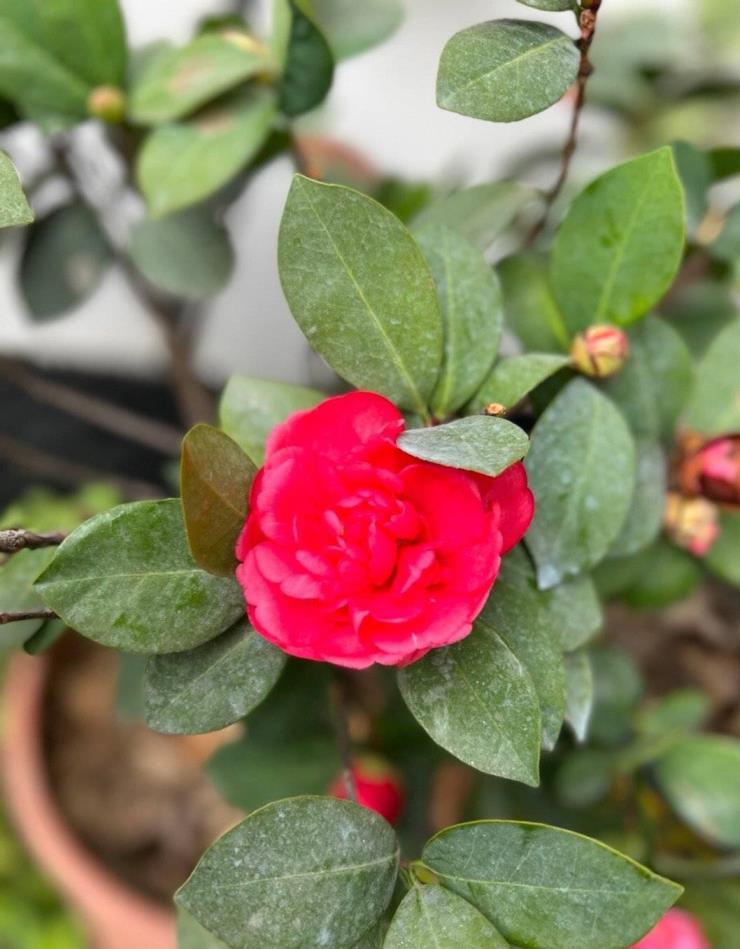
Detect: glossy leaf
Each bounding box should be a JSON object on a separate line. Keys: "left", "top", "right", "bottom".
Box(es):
{"left": 398, "top": 416, "right": 528, "bottom": 477}
{"left": 498, "top": 253, "right": 569, "bottom": 352}
{"left": 543, "top": 574, "right": 603, "bottom": 652}
{"left": 412, "top": 182, "right": 534, "bottom": 252}
{"left": 180, "top": 423, "right": 256, "bottom": 576}
{"left": 129, "top": 208, "right": 235, "bottom": 300}
{"left": 437, "top": 20, "right": 579, "bottom": 123}
{"left": 311, "top": 0, "right": 403, "bottom": 59}
{"left": 278, "top": 175, "right": 443, "bottom": 416}
{"left": 36, "top": 500, "right": 245, "bottom": 654}
{"left": 468, "top": 353, "right": 570, "bottom": 414}
{"left": 551, "top": 148, "right": 685, "bottom": 331}
{"left": 0, "top": 548, "right": 55, "bottom": 649}
{"left": 129, "top": 33, "right": 269, "bottom": 125}
{"left": 20, "top": 203, "right": 111, "bottom": 320}
{"left": 137, "top": 88, "right": 276, "bottom": 217}
{"left": 385, "top": 884, "right": 508, "bottom": 948}
{"left": 525, "top": 378, "right": 636, "bottom": 588}
{"left": 422, "top": 821, "right": 682, "bottom": 949}
{"left": 219, "top": 374, "right": 325, "bottom": 465}
{"left": 0, "top": 0, "right": 126, "bottom": 123}
{"left": 279, "top": 0, "right": 334, "bottom": 117}
{"left": 684, "top": 317, "right": 740, "bottom": 436}
{"left": 176, "top": 797, "right": 399, "bottom": 949}
{"left": 398, "top": 621, "right": 541, "bottom": 786}
{"left": 144, "top": 619, "right": 285, "bottom": 735}
{"left": 655, "top": 736, "right": 740, "bottom": 849}
{"left": 706, "top": 513, "right": 740, "bottom": 587}
{"left": 481, "top": 554, "right": 566, "bottom": 750}
{"left": 602, "top": 316, "right": 693, "bottom": 442}
{"left": 564, "top": 649, "right": 593, "bottom": 742}
{"left": 0, "top": 151, "right": 31, "bottom": 227}
{"left": 608, "top": 441, "right": 666, "bottom": 558}
{"left": 415, "top": 224, "right": 502, "bottom": 417}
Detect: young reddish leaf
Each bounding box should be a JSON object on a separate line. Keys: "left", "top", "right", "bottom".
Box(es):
{"left": 181, "top": 423, "right": 257, "bottom": 577}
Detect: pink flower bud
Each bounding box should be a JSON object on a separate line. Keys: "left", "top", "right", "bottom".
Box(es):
{"left": 329, "top": 755, "right": 405, "bottom": 825}
{"left": 664, "top": 492, "right": 720, "bottom": 557}
{"left": 679, "top": 434, "right": 740, "bottom": 509}
{"left": 86, "top": 85, "right": 126, "bottom": 123}
{"left": 630, "top": 909, "right": 709, "bottom": 949}
{"left": 571, "top": 324, "right": 629, "bottom": 379}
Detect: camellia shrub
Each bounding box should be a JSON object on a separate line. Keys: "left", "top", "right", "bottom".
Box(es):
{"left": 0, "top": 0, "right": 739, "bottom": 947}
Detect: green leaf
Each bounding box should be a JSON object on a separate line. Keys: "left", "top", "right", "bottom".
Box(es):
{"left": 608, "top": 441, "right": 666, "bottom": 558}
{"left": 0, "top": 548, "right": 56, "bottom": 650}
{"left": 498, "top": 253, "right": 570, "bottom": 352}
{"left": 279, "top": 0, "right": 334, "bottom": 117}
{"left": 588, "top": 646, "right": 642, "bottom": 746}
{"left": 129, "top": 33, "right": 270, "bottom": 125}
{"left": 176, "top": 797, "right": 399, "bottom": 949}
{"left": 682, "top": 880, "right": 740, "bottom": 949}
{"left": 180, "top": 423, "right": 256, "bottom": 577}
{"left": 415, "top": 224, "right": 503, "bottom": 417}
{"left": 564, "top": 649, "right": 593, "bottom": 743}
{"left": 437, "top": 20, "right": 579, "bottom": 123}
{"left": 710, "top": 203, "right": 740, "bottom": 263}
{"left": 661, "top": 281, "right": 737, "bottom": 359}
{"left": 412, "top": 182, "right": 534, "bottom": 252}
{"left": 0, "top": 0, "right": 127, "bottom": 123}
{"left": 278, "top": 175, "right": 443, "bottom": 416}
{"left": 385, "top": 884, "right": 508, "bottom": 948}
{"left": 137, "top": 88, "right": 276, "bottom": 217}
{"left": 672, "top": 141, "right": 712, "bottom": 232}
{"left": 19, "top": 203, "right": 111, "bottom": 320}
{"left": 177, "top": 907, "right": 229, "bottom": 949}
{"left": 0, "top": 151, "right": 31, "bottom": 227}
{"left": 398, "top": 416, "right": 528, "bottom": 477}
{"left": 468, "top": 353, "right": 571, "bottom": 414}
{"left": 398, "top": 621, "right": 541, "bottom": 786}
{"left": 602, "top": 316, "right": 693, "bottom": 442}
{"left": 422, "top": 821, "right": 682, "bottom": 949}
{"left": 481, "top": 553, "right": 566, "bottom": 750}
{"left": 708, "top": 147, "right": 740, "bottom": 182}
{"left": 517, "top": 0, "right": 575, "bottom": 8}
{"left": 219, "top": 375, "right": 325, "bottom": 465}
{"left": 144, "top": 619, "right": 285, "bottom": 735}
{"left": 554, "top": 748, "right": 613, "bottom": 808}
{"left": 310, "top": 0, "right": 403, "bottom": 59}
{"left": 617, "top": 540, "right": 702, "bottom": 610}
{"left": 707, "top": 512, "right": 740, "bottom": 587}
{"left": 525, "top": 378, "right": 636, "bottom": 588}
{"left": 654, "top": 736, "right": 740, "bottom": 849}
{"left": 129, "top": 208, "right": 235, "bottom": 300}
{"left": 551, "top": 148, "right": 685, "bottom": 332}
{"left": 116, "top": 653, "right": 146, "bottom": 721}
{"left": 636, "top": 689, "right": 710, "bottom": 737}
{"left": 35, "top": 500, "right": 245, "bottom": 654}
{"left": 684, "top": 317, "right": 740, "bottom": 436}
{"left": 23, "top": 616, "right": 66, "bottom": 655}
{"left": 543, "top": 574, "right": 602, "bottom": 652}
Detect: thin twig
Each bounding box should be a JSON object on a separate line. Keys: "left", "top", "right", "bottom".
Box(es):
{"left": 0, "top": 608, "right": 57, "bottom": 625}
{"left": 0, "top": 529, "right": 66, "bottom": 553}
{"left": 330, "top": 674, "right": 358, "bottom": 803}
{"left": 0, "top": 357, "right": 182, "bottom": 455}
{"left": 525, "top": 0, "right": 604, "bottom": 246}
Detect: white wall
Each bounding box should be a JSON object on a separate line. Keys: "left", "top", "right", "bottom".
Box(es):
{"left": 0, "top": 0, "right": 690, "bottom": 387}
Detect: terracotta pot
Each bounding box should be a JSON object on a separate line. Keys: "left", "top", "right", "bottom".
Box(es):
{"left": 1, "top": 652, "right": 175, "bottom": 949}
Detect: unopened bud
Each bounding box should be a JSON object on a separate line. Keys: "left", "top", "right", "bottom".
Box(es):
{"left": 571, "top": 324, "right": 629, "bottom": 379}
{"left": 678, "top": 435, "right": 740, "bottom": 509}
{"left": 485, "top": 402, "right": 506, "bottom": 417}
{"left": 328, "top": 754, "right": 405, "bottom": 825}
{"left": 87, "top": 85, "right": 126, "bottom": 123}
{"left": 664, "top": 492, "right": 719, "bottom": 557}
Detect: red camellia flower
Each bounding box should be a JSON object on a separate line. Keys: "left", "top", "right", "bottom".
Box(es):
{"left": 630, "top": 909, "right": 709, "bottom": 949}
{"left": 235, "top": 391, "right": 534, "bottom": 668}
{"left": 679, "top": 434, "right": 740, "bottom": 508}
{"left": 329, "top": 756, "right": 405, "bottom": 825}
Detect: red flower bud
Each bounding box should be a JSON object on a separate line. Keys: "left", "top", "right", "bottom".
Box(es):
{"left": 679, "top": 434, "right": 740, "bottom": 509}
{"left": 86, "top": 85, "right": 126, "bottom": 124}
{"left": 664, "top": 492, "right": 719, "bottom": 557}
{"left": 329, "top": 755, "right": 405, "bottom": 825}
{"left": 630, "top": 909, "right": 709, "bottom": 949}
{"left": 571, "top": 324, "right": 629, "bottom": 379}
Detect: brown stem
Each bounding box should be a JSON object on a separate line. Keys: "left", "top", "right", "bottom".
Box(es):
{"left": 330, "top": 675, "right": 358, "bottom": 803}
{"left": 0, "top": 357, "right": 182, "bottom": 455}
{"left": 0, "top": 608, "right": 57, "bottom": 625}
{"left": 525, "top": 0, "right": 603, "bottom": 246}
{"left": 0, "top": 529, "right": 66, "bottom": 553}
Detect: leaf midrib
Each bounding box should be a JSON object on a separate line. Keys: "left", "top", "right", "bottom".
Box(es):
{"left": 206, "top": 850, "right": 398, "bottom": 890}
{"left": 450, "top": 31, "right": 566, "bottom": 100}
